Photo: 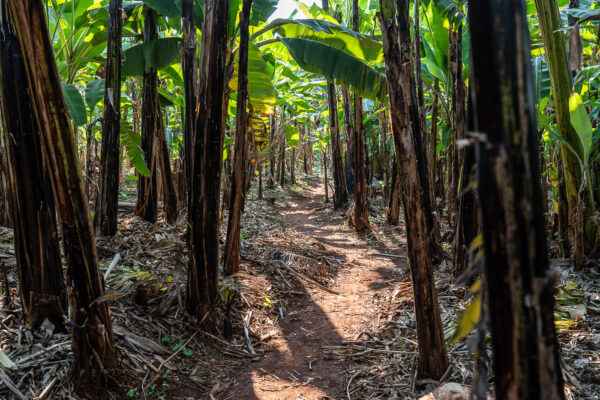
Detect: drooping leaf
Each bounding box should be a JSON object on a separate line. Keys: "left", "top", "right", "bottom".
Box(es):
{"left": 230, "top": 43, "right": 277, "bottom": 115}
{"left": 121, "top": 121, "right": 151, "bottom": 177}
{"left": 62, "top": 83, "right": 87, "bottom": 126}
{"left": 569, "top": 92, "right": 594, "bottom": 163}
{"left": 142, "top": 0, "right": 204, "bottom": 26}
{"left": 273, "top": 19, "right": 383, "bottom": 62}
{"left": 278, "top": 37, "right": 387, "bottom": 101}
{"left": 122, "top": 38, "right": 182, "bottom": 77}
{"left": 85, "top": 78, "right": 106, "bottom": 114}
{"left": 432, "top": 0, "right": 464, "bottom": 19}
{"left": 250, "top": 0, "right": 278, "bottom": 26}
{"left": 447, "top": 294, "right": 482, "bottom": 346}
{"left": 285, "top": 123, "right": 299, "bottom": 147}
{"left": 158, "top": 87, "right": 183, "bottom": 107}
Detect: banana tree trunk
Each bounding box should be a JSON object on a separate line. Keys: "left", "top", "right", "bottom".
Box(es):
{"left": 0, "top": 144, "right": 10, "bottom": 227}
{"left": 430, "top": 78, "right": 439, "bottom": 201}
{"left": 0, "top": 2, "right": 67, "bottom": 330}
{"left": 324, "top": 146, "right": 329, "bottom": 203}
{"left": 182, "top": 0, "right": 196, "bottom": 211}
{"left": 187, "top": 0, "right": 230, "bottom": 328}
{"left": 453, "top": 91, "right": 478, "bottom": 277}
{"left": 94, "top": 0, "right": 122, "bottom": 237}
{"left": 386, "top": 156, "right": 400, "bottom": 226}
{"left": 535, "top": 0, "right": 597, "bottom": 257}
{"left": 414, "top": 0, "right": 435, "bottom": 214}
{"left": 449, "top": 21, "right": 464, "bottom": 231}
{"left": 341, "top": 86, "right": 355, "bottom": 195}
{"left": 400, "top": 0, "right": 436, "bottom": 243}
{"left": 351, "top": 0, "right": 370, "bottom": 231}
{"left": 136, "top": 6, "right": 158, "bottom": 223}
{"left": 6, "top": 0, "right": 116, "bottom": 386}
{"left": 224, "top": 0, "right": 252, "bottom": 276}
{"left": 379, "top": 0, "right": 448, "bottom": 379}
{"left": 156, "top": 105, "right": 178, "bottom": 224}
{"left": 290, "top": 146, "right": 296, "bottom": 184}
{"left": 279, "top": 127, "right": 286, "bottom": 188}
{"left": 469, "top": 1, "right": 564, "bottom": 397}
{"left": 269, "top": 114, "right": 276, "bottom": 188}
{"left": 322, "top": 0, "right": 347, "bottom": 208}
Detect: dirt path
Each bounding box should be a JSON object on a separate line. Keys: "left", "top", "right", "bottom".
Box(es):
{"left": 223, "top": 180, "right": 408, "bottom": 400}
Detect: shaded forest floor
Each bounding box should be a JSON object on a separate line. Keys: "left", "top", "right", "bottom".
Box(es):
{"left": 0, "top": 174, "right": 599, "bottom": 399}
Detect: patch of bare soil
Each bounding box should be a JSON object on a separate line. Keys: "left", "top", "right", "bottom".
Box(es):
{"left": 221, "top": 178, "right": 409, "bottom": 400}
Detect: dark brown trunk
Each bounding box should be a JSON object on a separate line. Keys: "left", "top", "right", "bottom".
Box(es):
{"left": 156, "top": 105, "right": 178, "bottom": 224}
{"left": 328, "top": 83, "right": 348, "bottom": 207}
{"left": 224, "top": 0, "right": 252, "bottom": 276}
{"left": 352, "top": 0, "right": 369, "bottom": 231}
{"left": 324, "top": 146, "right": 329, "bottom": 203}
{"left": 321, "top": 0, "right": 347, "bottom": 207}
{"left": 94, "top": 0, "right": 122, "bottom": 237}
{"left": 6, "top": 0, "right": 116, "bottom": 387}
{"left": 453, "top": 91, "right": 478, "bottom": 277}
{"left": 0, "top": 3, "right": 67, "bottom": 329}
{"left": 430, "top": 79, "right": 439, "bottom": 201}
{"left": 0, "top": 143, "right": 11, "bottom": 227}
{"left": 401, "top": 2, "right": 436, "bottom": 242}
{"left": 182, "top": 0, "right": 196, "bottom": 211}
{"left": 414, "top": 0, "right": 435, "bottom": 214}
{"left": 187, "top": 0, "right": 230, "bottom": 329}
{"left": 269, "top": 114, "right": 276, "bottom": 188}
{"left": 290, "top": 146, "right": 296, "bottom": 184}
{"left": 279, "top": 127, "right": 286, "bottom": 188}
{"left": 469, "top": 1, "right": 565, "bottom": 398}
{"left": 386, "top": 156, "right": 400, "bottom": 225}
{"left": 449, "top": 22, "right": 465, "bottom": 234}
{"left": 136, "top": 6, "right": 158, "bottom": 223}
{"left": 341, "top": 87, "right": 355, "bottom": 195}
{"left": 258, "top": 159, "right": 263, "bottom": 200}
{"left": 353, "top": 92, "right": 369, "bottom": 230}
{"left": 379, "top": 0, "right": 448, "bottom": 379}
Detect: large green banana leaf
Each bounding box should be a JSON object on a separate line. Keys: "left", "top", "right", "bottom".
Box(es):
{"left": 278, "top": 37, "right": 387, "bottom": 102}
{"left": 122, "top": 38, "right": 181, "bottom": 77}
{"left": 121, "top": 121, "right": 151, "bottom": 177}
{"left": 62, "top": 83, "right": 87, "bottom": 126}
{"left": 142, "top": 0, "right": 204, "bottom": 26}
{"left": 272, "top": 19, "right": 383, "bottom": 62}
{"left": 230, "top": 43, "right": 277, "bottom": 115}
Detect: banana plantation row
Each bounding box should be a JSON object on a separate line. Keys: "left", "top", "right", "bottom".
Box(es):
{"left": 0, "top": 0, "right": 598, "bottom": 398}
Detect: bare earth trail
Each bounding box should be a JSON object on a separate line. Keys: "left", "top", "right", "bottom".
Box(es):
{"left": 223, "top": 179, "right": 409, "bottom": 400}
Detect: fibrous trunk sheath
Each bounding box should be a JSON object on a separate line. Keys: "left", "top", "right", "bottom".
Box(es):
{"left": 6, "top": 0, "right": 116, "bottom": 388}
{"left": 94, "top": 0, "right": 123, "bottom": 237}
{"left": 0, "top": 0, "right": 67, "bottom": 330}
{"left": 224, "top": 0, "right": 253, "bottom": 276}
{"left": 379, "top": 0, "right": 448, "bottom": 379}
{"left": 352, "top": 0, "right": 369, "bottom": 232}
{"left": 136, "top": 6, "right": 158, "bottom": 223}
{"left": 187, "top": 0, "right": 230, "bottom": 328}
{"left": 469, "top": 0, "right": 564, "bottom": 397}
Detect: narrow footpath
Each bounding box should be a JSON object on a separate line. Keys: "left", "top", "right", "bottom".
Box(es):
{"left": 224, "top": 179, "right": 409, "bottom": 399}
